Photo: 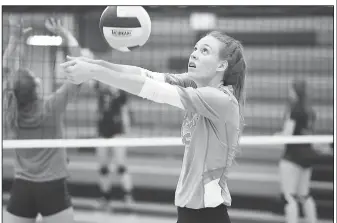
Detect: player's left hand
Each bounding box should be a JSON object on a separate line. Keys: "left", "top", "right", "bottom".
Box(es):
{"left": 61, "top": 58, "right": 99, "bottom": 85}
{"left": 8, "top": 14, "right": 32, "bottom": 41}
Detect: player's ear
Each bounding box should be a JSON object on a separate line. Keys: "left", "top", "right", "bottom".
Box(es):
{"left": 217, "top": 60, "right": 228, "bottom": 72}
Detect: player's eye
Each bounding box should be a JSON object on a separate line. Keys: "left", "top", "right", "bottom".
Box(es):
{"left": 201, "top": 48, "right": 209, "bottom": 54}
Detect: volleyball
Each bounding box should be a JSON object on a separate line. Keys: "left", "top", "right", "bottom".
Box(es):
{"left": 99, "top": 6, "right": 151, "bottom": 52}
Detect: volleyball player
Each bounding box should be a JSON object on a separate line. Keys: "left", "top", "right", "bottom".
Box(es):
{"left": 62, "top": 31, "right": 246, "bottom": 223}
{"left": 277, "top": 78, "right": 318, "bottom": 223}
{"left": 94, "top": 81, "right": 134, "bottom": 211}
{"left": 3, "top": 16, "right": 83, "bottom": 223}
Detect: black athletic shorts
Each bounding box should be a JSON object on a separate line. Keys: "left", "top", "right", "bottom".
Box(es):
{"left": 177, "top": 204, "right": 231, "bottom": 223}
{"left": 98, "top": 119, "right": 123, "bottom": 138}
{"left": 6, "top": 178, "right": 72, "bottom": 218}
{"left": 283, "top": 144, "right": 317, "bottom": 168}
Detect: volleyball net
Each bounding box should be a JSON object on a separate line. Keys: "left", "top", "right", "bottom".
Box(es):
{"left": 2, "top": 134, "right": 334, "bottom": 221}
{"left": 2, "top": 135, "right": 334, "bottom": 149}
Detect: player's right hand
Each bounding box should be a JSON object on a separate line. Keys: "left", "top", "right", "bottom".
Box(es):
{"left": 45, "top": 17, "right": 66, "bottom": 36}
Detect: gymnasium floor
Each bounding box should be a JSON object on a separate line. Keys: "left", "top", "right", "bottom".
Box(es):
{"left": 3, "top": 204, "right": 334, "bottom": 223}
{"left": 3, "top": 153, "right": 334, "bottom": 223}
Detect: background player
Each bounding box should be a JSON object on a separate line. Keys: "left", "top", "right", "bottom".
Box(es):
{"left": 277, "top": 78, "right": 318, "bottom": 223}
{"left": 3, "top": 16, "right": 83, "bottom": 223}
{"left": 94, "top": 81, "right": 134, "bottom": 211}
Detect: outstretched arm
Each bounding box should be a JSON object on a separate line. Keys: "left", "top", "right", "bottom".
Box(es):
{"left": 3, "top": 34, "right": 20, "bottom": 75}
{"left": 66, "top": 56, "right": 166, "bottom": 82}
{"left": 45, "top": 18, "right": 82, "bottom": 57}
{"left": 96, "top": 60, "right": 144, "bottom": 76}
{"left": 45, "top": 18, "right": 83, "bottom": 113}
{"left": 2, "top": 15, "right": 30, "bottom": 138}
{"left": 66, "top": 56, "right": 197, "bottom": 89}
{"left": 62, "top": 60, "right": 236, "bottom": 122}
{"left": 3, "top": 15, "right": 30, "bottom": 84}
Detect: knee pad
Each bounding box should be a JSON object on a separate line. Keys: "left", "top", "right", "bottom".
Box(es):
{"left": 283, "top": 194, "right": 299, "bottom": 223}
{"left": 283, "top": 194, "right": 299, "bottom": 216}
{"left": 117, "top": 165, "right": 127, "bottom": 175}
{"left": 282, "top": 194, "right": 298, "bottom": 206}
{"left": 298, "top": 194, "right": 317, "bottom": 219}
{"left": 121, "top": 187, "right": 133, "bottom": 197}
{"left": 99, "top": 166, "right": 109, "bottom": 175}
{"left": 298, "top": 194, "right": 312, "bottom": 203}
{"left": 102, "top": 191, "right": 112, "bottom": 201}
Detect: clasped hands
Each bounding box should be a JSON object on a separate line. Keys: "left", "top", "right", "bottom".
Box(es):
{"left": 60, "top": 56, "right": 101, "bottom": 85}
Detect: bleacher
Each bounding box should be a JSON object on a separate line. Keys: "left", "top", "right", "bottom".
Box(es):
{"left": 64, "top": 14, "right": 333, "bottom": 139}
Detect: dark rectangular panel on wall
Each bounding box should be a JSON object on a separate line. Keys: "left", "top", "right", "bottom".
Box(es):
{"left": 168, "top": 57, "right": 189, "bottom": 73}
{"left": 77, "top": 11, "right": 110, "bottom": 52}
{"left": 2, "top": 6, "right": 334, "bottom": 17}
{"left": 195, "top": 31, "right": 317, "bottom": 46}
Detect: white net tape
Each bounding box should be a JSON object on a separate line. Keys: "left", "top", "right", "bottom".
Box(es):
{"left": 2, "top": 135, "right": 333, "bottom": 149}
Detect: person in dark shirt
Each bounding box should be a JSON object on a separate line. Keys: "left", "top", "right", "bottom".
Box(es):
{"left": 278, "top": 78, "right": 317, "bottom": 223}
{"left": 94, "top": 82, "right": 134, "bottom": 211}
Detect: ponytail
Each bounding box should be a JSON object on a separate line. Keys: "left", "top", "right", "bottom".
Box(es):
{"left": 207, "top": 31, "right": 247, "bottom": 177}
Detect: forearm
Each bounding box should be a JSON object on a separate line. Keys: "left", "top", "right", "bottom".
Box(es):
{"left": 3, "top": 37, "right": 20, "bottom": 70}
{"left": 96, "top": 61, "right": 168, "bottom": 84}
{"left": 97, "top": 60, "right": 142, "bottom": 75}
{"left": 60, "top": 30, "right": 82, "bottom": 57}
{"left": 93, "top": 67, "right": 184, "bottom": 109}
{"left": 121, "top": 106, "right": 131, "bottom": 132}
{"left": 47, "top": 82, "right": 82, "bottom": 113}
{"left": 281, "top": 119, "right": 295, "bottom": 135}
{"left": 3, "top": 37, "right": 18, "bottom": 60}
{"left": 93, "top": 68, "right": 145, "bottom": 96}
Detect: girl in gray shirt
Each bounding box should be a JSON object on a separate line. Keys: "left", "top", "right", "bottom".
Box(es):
{"left": 3, "top": 16, "right": 83, "bottom": 223}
